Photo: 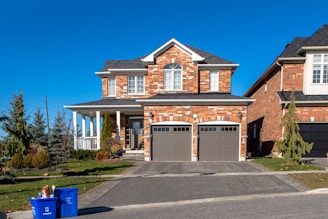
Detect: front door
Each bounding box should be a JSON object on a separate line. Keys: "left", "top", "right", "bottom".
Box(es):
{"left": 126, "top": 117, "right": 144, "bottom": 150}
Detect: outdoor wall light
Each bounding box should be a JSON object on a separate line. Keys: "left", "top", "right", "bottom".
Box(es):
{"left": 238, "top": 112, "right": 243, "bottom": 120}
{"left": 149, "top": 112, "right": 153, "bottom": 118}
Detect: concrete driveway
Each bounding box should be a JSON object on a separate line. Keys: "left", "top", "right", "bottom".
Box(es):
{"left": 83, "top": 161, "right": 305, "bottom": 209}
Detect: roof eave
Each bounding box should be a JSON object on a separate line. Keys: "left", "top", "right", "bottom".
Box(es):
{"left": 297, "top": 46, "right": 328, "bottom": 54}
{"left": 95, "top": 69, "right": 147, "bottom": 77}
{"left": 198, "top": 64, "right": 239, "bottom": 70}
{"left": 136, "top": 99, "right": 255, "bottom": 106}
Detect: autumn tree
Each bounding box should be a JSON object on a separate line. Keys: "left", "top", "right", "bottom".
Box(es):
{"left": 276, "top": 92, "right": 313, "bottom": 163}
{"left": 1, "top": 94, "right": 31, "bottom": 156}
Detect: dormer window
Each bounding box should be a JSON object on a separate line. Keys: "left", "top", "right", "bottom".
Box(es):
{"left": 164, "top": 63, "right": 182, "bottom": 90}
{"left": 312, "top": 54, "right": 328, "bottom": 84}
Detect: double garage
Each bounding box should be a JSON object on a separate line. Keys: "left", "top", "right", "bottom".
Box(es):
{"left": 151, "top": 122, "right": 240, "bottom": 161}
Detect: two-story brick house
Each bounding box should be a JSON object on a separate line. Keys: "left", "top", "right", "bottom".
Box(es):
{"left": 245, "top": 24, "right": 328, "bottom": 157}
{"left": 65, "top": 38, "right": 254, "bottom": 161}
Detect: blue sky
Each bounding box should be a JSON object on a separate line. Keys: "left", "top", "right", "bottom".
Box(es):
{"left": 0, "top": 0, "right": 327, "bottom": 138}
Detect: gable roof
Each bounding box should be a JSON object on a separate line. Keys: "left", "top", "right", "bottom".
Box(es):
{"left": 244, "top": 24, "right": 328, "bottom": 97}
{"left": 98, "top": 38, "right": 237, "bottom": 72}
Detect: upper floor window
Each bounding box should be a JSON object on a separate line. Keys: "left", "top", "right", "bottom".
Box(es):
{"left": 128, "top": 76, "right": 144, "bottom": 94}
{"left": 108, "top": 77, "right": 115, "bottom": 96}
{"left": 312, "top": 54, "right": 328, "bottom": 84}
{"left": 210, "top": 71, "right": 218, "bottom": 91}
{"left": 164, "top": 64, "right": 182, "bottom": 90}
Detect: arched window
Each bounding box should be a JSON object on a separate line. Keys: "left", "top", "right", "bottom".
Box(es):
{"left": 164, "top": 63, "right": 182, "bottom": 90}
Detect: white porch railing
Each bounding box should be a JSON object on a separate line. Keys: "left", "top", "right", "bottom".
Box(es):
{"left": 77, "top": 137, "right": 98, "bottom": 150}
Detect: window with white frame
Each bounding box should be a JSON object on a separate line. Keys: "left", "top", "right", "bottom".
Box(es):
{"left": 108, "top": 77, "right": 115, "bottom": 96}
{"left": 164, "top": 63, "right": 182, "bottom": 90}
{"left": 312, "top": 54, "right": 328, "bottom": 84}
{"left": 210, "top": 71, "right": 218, "bottom": 91}
{"left": 128, "top": 76, "right": 144, "bottom": 94}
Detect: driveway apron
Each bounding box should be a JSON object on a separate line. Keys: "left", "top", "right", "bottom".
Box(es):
{"left": 86, "top": 161, "right": 303, "bottom": 208}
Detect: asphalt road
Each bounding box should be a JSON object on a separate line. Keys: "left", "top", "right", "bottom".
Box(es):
{"left": 76, "top": 193, "right": 328, "bottom": 219}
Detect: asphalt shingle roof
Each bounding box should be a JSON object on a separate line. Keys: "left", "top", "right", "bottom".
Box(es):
{"left": 277, "top": 91, "right": 328, "bottom": 102}
{"left": 100, "top": 42, "right": 235, "bottom": 71}
{"left": 148, "top": 93, "right": 250, "bottom": 100}
{"left": 72, "top": 98, "right": 140, "bottom": 106}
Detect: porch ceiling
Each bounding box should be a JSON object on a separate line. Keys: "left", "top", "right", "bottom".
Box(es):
{"left": 64, "top": 98, "right": 144, "bottom": 117}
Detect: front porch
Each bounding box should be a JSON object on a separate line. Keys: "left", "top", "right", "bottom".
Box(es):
{"left": 65, "top": 98, "right": 145, "bottom": 152}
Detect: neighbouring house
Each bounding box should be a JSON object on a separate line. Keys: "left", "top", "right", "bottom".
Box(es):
{"left": 245, "top": 24, "right": 328, "bottom": 158}
{"left": 65, "top": 38, "right": 254, "bottom": 161}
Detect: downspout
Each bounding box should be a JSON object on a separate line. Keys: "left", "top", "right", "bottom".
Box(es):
{"left": 276, "top": 61, "right": 283, "bottom": 91}
{"left": 281, "top": 102, "right": 288, "bottom": 140}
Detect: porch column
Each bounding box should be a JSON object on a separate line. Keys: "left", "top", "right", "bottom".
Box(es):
{"left": 73, "top": 111, "right": 77, "bottom": 150}
{"left": 90, "top": 117, "right": 94, "bottom": 137}
{"left": 82, "top": 115, "right": 86, "bottom": 149}
{"left": 96, "top": 111, "right": 101, "bottom": 150}
{"left": 116, "top": 111, "right": 120, "bottom": 139}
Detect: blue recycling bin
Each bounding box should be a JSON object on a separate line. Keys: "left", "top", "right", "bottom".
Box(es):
{"left": 54, "top": 188, "right": 78, "bottom": 218}
{"left": 29, "top": 197, "right": 57, "bottom": 219}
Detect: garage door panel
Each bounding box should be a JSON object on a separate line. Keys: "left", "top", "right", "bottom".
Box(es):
{"left": 299, "top": 123, "right": 328, "bottom": 158}
{"left": 152, "top": 125, "right": 191, "bottom": 161}
{"left": 199, "top": 125, "right": 239, "bottom": 161}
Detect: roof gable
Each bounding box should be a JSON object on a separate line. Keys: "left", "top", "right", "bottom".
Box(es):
{"left": 141, "top": 38, "right": 205, "bottom": 64}
{"left": 303, "top": 24, "right": 328, "bottom": 47}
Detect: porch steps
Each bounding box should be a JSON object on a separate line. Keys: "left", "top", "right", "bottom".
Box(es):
{"left": 122, "top": 150, "right": 145, "bottom": 161}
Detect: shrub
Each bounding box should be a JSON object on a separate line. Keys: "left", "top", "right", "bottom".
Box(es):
{"left": 10, "top": 154, "right": 23, "bottom": 169}
{"left": 32, "top": 151, "right": 51, "bottom": 169}
{"left": 22, "top": 153, "right": 34, "bottom": 168}
{"left": 70, "top": 150, "right": 97, "bottom": 160}
{"left": 95, "top": 150, "right": 110, "bottom": 162}
{"left": 0, "top": 171, "right": 16, "bottom": 184}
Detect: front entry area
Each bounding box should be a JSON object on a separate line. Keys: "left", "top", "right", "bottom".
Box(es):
{"left": 151, "top": 125, "right": 192, "bottom": 161}
{"left": 198, "top": 125, "right": 239, "bottom": 161}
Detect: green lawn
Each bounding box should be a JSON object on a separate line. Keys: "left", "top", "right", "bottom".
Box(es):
{"left": 252, "top": 157, "right": 328, "bottom": 190}
{"left": 0, "top": 160, "right": 134, "bottom": 213}
{"left": 252, "top": 157, "right": 324, "bottom": 171}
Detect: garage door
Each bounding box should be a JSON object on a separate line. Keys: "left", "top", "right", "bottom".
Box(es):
{"left": 299, "top": 123, "right": 328, "bottom": 157}
{"left": 151, "top": 125, "right": 192, "bottom": 161}
{"left": 199, "top": 125, "right": 239, "bottom": 161}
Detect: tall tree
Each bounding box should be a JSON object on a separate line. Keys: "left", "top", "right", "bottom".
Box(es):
{"left": 48, "top": 111, "right": 65, "bottom": 165}
{"left": 29, "top": 108, "right": 48, "bottom": 146}
{"left": 100, "top": 112, "right": 112, "bottom": 149}
{"left": 1, "top": 93, "right": 31, "bottom": 156}
{"left": 277, "top": 92, "right": 313, "bottom": 163}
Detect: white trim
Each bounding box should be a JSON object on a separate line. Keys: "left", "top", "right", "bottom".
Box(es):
{"left": 151, "top": 121, "right": 192, "bottom": 125}
{"left": 280, "top": 100, "right": 328, "bottom": 105}
{"left": 198, "top": 64, "right": 239, "bottom": 69}
{"left": 198, "top": 120, "right": 240, "bottom": 125}
{"left": 136, "top": 99, "right": 255, "bottom": 103}
{"left": 298, "top": 46, "right": 328, "bottom": 54}
{"left": 64, "top": 105, "right": 142, "bottom": 109}
{"left": 141, "top": 38, "right": 205, "bottom": 63}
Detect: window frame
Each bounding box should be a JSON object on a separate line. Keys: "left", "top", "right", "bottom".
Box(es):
{"left": 128, "top": 75, "right": 145, "bottom": 94}
{"left": 164, "top": 63, "right": 182, "bottom": 91}
{"left": 209, "top": 71, "right": 219, "bottom": 91}
{"left": 312, "top": 54, "right": 328, "bottom": 84}
{"left": 107, "top": 77, "right": 116, "bottom": 96}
